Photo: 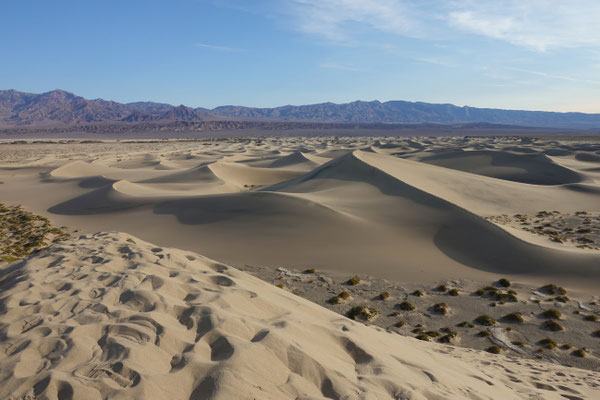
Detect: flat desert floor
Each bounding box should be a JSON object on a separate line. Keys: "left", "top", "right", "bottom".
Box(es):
{"left": 1, "top": 135, "right": 600, "bottom": 399}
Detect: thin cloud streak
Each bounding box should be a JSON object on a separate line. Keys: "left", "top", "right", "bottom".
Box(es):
{"left": 194, "top": 42, "right": 247, "bottom": 52}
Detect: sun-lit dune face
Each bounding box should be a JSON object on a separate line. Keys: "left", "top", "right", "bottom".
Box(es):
{"left": 1, "top": 136, "right": 600, "bottom": 292}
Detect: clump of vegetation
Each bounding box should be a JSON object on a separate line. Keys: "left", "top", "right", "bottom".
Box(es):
{"left": 503, "top": 312, "right": 524, "bottom": 323}
{"left": 328, "top": 291, "right": 351, "bottom": 304}
{"left": 541, "top": 309, "right": 562, "bottom": 319}
{"left": 507, "top": 290, "right": 517, "bottom": 295}
{"left": 476, "top": 330, "right": 490, "bottom": 337}
{"left": 554, "top": 296, "right": 570, "bottom": 303}
{"left": 448, "top": 288, "right": 459, "bottom": 296}
{"left": 483, "top": 286, "right": 498, "bottom": 294}
{"left": 379, "top": 291, "right": 390, "bottom": 300}
{"left": 542, "top": 320, "right": 564, "bottom": 331}
{"left": 303, "top": 268, "right": 316, "bottom": 274}
{"left": 412, "top": 327, "right": 424, "bottom": 334}
{"left": 538, "top": 338, "right": 557, "bottom": 349}
{"left": 572, "top": 349, "right": 586, "bottom": 358}
{"left": 495, "top": 291, "right": 518, "bottom": 302}
{"left": 457, "top": 321, "right": 474, "bottom": 328}
{"left": 424, "top": 330, "right": 440, "bottom": 338}
{"left": 347, "top": 305, "right": 379, "bottom": 321}
{"left": 540, "top": 284, "right": 567, "bottom": 295}
{"left": 411, "top": 290, "right": 424, "bottom": 297}
{"left": 511, "top": 340, "right": 525, "bottom": 347}
{"left": 346, "top": 276, "right": 361, "bottom": 286}
{"left": 398, "top": 301, "right": 415, "bottom": 311}
{"left": 415, "top": 334, "right": 430, "bottom": 341}
{"left": 432, "top": 303, "right": 449, "bottom": 315}
{"left": 394, "top": 320, "right": 405, "bottom": 328}
{"left": 276, "top": 283, "right": 285, "bottom": 289}
{"left": 438, "top": 333, "right": 456, "bottom": 343}
{"left": 561, "top": 343, "right": 573, "bottom": 350}
{"left": 486, "top": 346, "right": 501, "bottom": 354}
{"left": 498, "top": 278, "right": 511, "bottom": 287}
{"left": 583, "top": 314, "right": 598, "bottom": 322}
{"left": 435, "top": 284, "right": 448, "bottom": 292}
{"left": 474, "top": 289, "right": 485, "bottom": 296}
{"left": 592, "top": 329, "right": 600, "bottom": 337}
{"left": 474, "top": 315, "right": 496, "bottom": 326}
{"left": 0, "top": 203, "right": 71, "bottom": 263}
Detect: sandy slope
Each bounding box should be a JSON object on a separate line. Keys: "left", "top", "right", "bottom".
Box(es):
{"left": 1, "top": 232, "right": 598, "bottom": 400}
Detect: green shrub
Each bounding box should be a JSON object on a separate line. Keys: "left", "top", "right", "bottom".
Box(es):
{"left": 457, "top": 321, "right": 474, "bottom": 328}
{"left": 554, "top": 296, "right": 569, "bottom": 303}
{"left": 498, "top": 278, "right": 511, "bottom": 287}
{"left": 475, "top": 289, "right": 485, "bottom": 296}
{"left": 561, "top": 343, "right": 572, "bottom": 350}
{"left": 347, "top": 305, "right": 379, "bottom": 321}
{"left": 572, "top": 349, "right": 586, "bottom": 358}
{"left": 394, "top": 320, "right": 405, "bottom": 328}
{"left": 346, "top": 277, "right": 361, "bottom": 286}
{"left": 583, "top": 314, "right": 598, "bottom": 322}
{"left": 411, "top": 290, "right": 424, "bottom": 297}
{"left": 511, "top": 340, "right": 525, "bottom": 347}
{"left": 538, "top": 338, "right": 557, "bottom": 349}
{"left": 503, "top": 312, "right": 524, "bottom": 323}
{"left": 398, "top": 301, "right": 415, "bottom": 311}
{"left": 379, "top": 291, "right": 390, "bottom": 300}
{"left": 432, "top": 303, "right": 449, "bottom": 315}
{"left": 435, "top": 284, "right": 448, "bottom": 292}
{"left": 541, "top": 309, "right": 561, "bottom": 319}
{"left": 476, "top": 330, "right": 490, "bottom": 337}
{"left": 474, "top": 315, "right": 496, "bottom": 326}
{"left": 448, "top": 288, "right": 459, "bottom": 296}
{"left": 415, "top": 334, "right": 430, "bottom": 341}
{"left": 424, "top": 331, "right": 440, "bottom": 337}
{"left": 592, "top": 329, "right": 600, "bottom": 337}
{"left": 542, "top": 320, "right": 564, "bottom": 331}
{"left": 338, "top": 291, "right": 350, "bottom": 300}
{"left": 540, "top": 284, "right": 566, "bottom": 295}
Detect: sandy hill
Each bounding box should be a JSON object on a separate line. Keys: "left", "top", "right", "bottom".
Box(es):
{"left": 1, "top": 232, "right": 598, "bottom": 399}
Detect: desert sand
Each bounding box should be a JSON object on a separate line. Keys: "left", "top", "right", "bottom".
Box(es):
{"left": 1, "top": 135, "right": 600, "bottom": 398}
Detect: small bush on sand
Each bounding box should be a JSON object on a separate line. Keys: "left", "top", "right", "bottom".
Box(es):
{"left": 496, "top": 292, "right": 518, "bottom": 302}
{"left": 498, "top": 278, "right": 511, "bottom": 287}
{"left": 457, "top": 321, "right": 474, "bottom": 328}
{"left": 540, "top": 284, "right": 566, "bottom": 295}
{"left": 475, "top": 289, "right": 485, "bottom": 296}
{"left": 398, "top": 301, "right": 415, "bottom": 311}
{"left": 303, "top": 268, "right": 316, "bottom": 274}
{"left": 425, "top": 331, "right": 440, "bottom": 337}
{"left": 339, "top": 291, "right": 350, "bottom": 300}
{"left": 592, "top": 329, "right": 600, "bottom": 338}
{"left": 415, "top": 334, "right": 430, "bottom": 341}
{"left": 511, "top": 340, "right": 525, "bottom": 347}
{"left": 411, "top": 290, "right": 424, "bottom": 297}
{"left": 554, "top": 296, "right": 569, "bottom": 303}
{"left": 328, "top": 291, "right": 351, "bottom": 304}
{"left": 541, "top": 309, "right": 561, "bottom": 319}
{"left": 435, "top": 284, "right": 448, "bottom": 292}
{"left": 583, "top": 314, "right": 598, "bottom": 322}
{"left": 412, "top": 328, "right": 424, "bottom": 334}
{"left": 439, "top": 327, "right": 457, "bottom": 337}
{"left": 486, "top": 346, "right": 501, "bottom": 354}
{"left": 346, "top": 277, "right": 361, "bottom": 286}
{"left": 347, "top": 305, "right": 379, "bottom": 321}
{"left": 448, "top": 288, "right": 459, "bottom": 296}
{"left": 542, "top": 320, "right": 564, "bottom": 331}
{"left": 572, "top": 349, "right": 586, "bottom": 358}
{"left": 379, "top": 291, "right": 390, "bottom": 300}
{"left": 561, "top": 344, "right": 572, "bottom": 350}
{"left": 476, "top": 330, "right": 490, "bottom": 337}
{"left": 432, "top": 303, "right": 449, "bottom": 315}
{"left": 438, "top": 334, "right": 455, "bottom": 343}
{"left": 474, "top": 315, "right": 496, "bottom": 326}
{"left": 503, "top": 312, "right": 524, "bottom": 323}
{"left": 538, "top": 338, "right": 557, "bottom": 349}
{"left": 276, "top": 283, "right": 285, "bottom": 289}
{"left": 394, "top": 320, "right": 405, "bottom": 328}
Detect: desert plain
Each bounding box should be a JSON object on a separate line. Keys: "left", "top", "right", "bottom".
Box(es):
{"left": 1, "top": 135, "right": 600, "bottom": 399}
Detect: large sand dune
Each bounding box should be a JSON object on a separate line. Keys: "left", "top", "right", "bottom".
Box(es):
{"left": 1, "top": 232, "right": 598, "bottom": 399}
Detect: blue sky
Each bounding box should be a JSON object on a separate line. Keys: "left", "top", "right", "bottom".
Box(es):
{"left": 1, "top": 0, "right": 599, "bottom": 112}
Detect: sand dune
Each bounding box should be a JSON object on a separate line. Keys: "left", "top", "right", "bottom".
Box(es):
{"left": 1, "top": 232, "right": 598, "bottom": 399}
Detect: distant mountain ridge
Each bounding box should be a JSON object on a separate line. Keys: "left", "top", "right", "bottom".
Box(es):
{"left": 1, "top": 89, "right": 600, "bottom": 129}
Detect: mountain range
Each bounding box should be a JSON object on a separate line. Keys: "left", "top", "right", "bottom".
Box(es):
{"left": 1, "top": 89, "right": 600, "bottom": 130}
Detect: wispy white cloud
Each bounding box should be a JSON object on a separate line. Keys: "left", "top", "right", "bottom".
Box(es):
{"left": 446, "top": 0, "right": 600, "bottom": 51}
{"left": 285, "top": 0, "right": 600, "bottom": 52}
{"left": 506, "top": 67, "right": 600, "bottom": 85}
{"left": 194, "top": 42, "right": 246, "bottom": 52}
{"left": 319, "top": 62, "right": 364, "bottom": 72}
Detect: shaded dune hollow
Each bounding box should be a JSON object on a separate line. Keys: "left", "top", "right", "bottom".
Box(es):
{"left": 0, "top": 232, "right": 599, "bottom": 399}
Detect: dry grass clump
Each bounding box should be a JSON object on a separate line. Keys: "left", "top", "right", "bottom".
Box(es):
{"left": 457, "top": 321, "right": 474, "bottom": 328}
{"left": 572, "top": 349, "right": 586, "bottom": 358}
{"left": 397, "top": 301, "right": 415, "bottom": 311}
{"left": 379, "top": 291, "right": 390, "bottom": 300}
{"left": 511, "top": 340, "right": 525, "bottom": 347}
{"left": 303, "top": 268, "right": 316, "bottom": 274}
{"left": 542, "top": 320, "right": 564, "bottom": 331}
{"left": 538, "top": 338, "right": 557, "bottom": 349}
{"left": 541, "top": 309, "right": 562, "bottom": 319}
{"left": 561, "top": 343, "right": 573, "bottom": 350}
{"left": 393, "top": 320, "right": 405, "bottom": 328}
{"left": 435, "top": 284, "right": 448, "bottom": 292}
{"left": 495, "top": 291, "right": 518, "bottom": 302}
{"left": 476, "top": 330, "right": 490, "bottom": 337}
{"left": 486, "top": 346, "right": 501, "bottom": 354}
{"left": 474, "top": 315, "right": 496, "bottom": 326}
{"left": 328, "top": 291, "right": 351, "bottom": 304}
{"left": 498, "top": 278, "right": 511, "bottom": 287}
{"left": 448, "top": 288, "right": 459, "bottom": 296}
{"left": 592, "top": 329, "right": 600, "bottom": 338}
{"left": 347, "top": 305, "right": 379, "bottom": 321}
{"left": 424, "top": 331, "right": 440, "bottom": 338}
{"left": 540, "top": 284, "right": 567, "bottom": 295}
{"left": 583, "top": 314, "right": 598, "bottom": 322}
{"left": 432, "top": 303, "right": 449, "bottom": 315}
{"left": 503, "top": 312, "right": 524, "bottom": 323}
{"left": 415, "top": 334, "right": 430, "bottom": 341}
{"left": 474, "top": 289, "right": 485, "bottom": 296}
{"left": 276, "top": 283, "right": 285, "bottom": 289}
{"left": 411, "top": 290, "right": 424, "bottom": 297}
{"left": 346, "top": 276, "right": 361, "bottom": 286}
{"left": 0, "top": 203, "right": 70, "bottom": 262}
{"left": 554, "top": 296, "right": 570, "bottom": 303}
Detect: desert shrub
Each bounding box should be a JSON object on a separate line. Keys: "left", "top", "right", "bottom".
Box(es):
{"left": 507, "top": 290, "right": 517, "bottom": 295}
{"left": 276, "top": 283, "right": 285, "bottom": 289}
{"left": 483, "top": 286, "right": 498, "bottom": 293}
{"left": 496, "top": 292, "right": 518, "bottom": 302}
{"left": 412, "top": 328, "right": 424, "bottom": 334}
{"left": 328, "top": 295, "right": 341, "bottom": 304}
{"left": 303, "top": 268, "right": 316, "bottom": 274}
{"left": 457, "top": 321, "right": 474, "bottom": 328}
{"left": 498, "top": 278, "right": 511, "bottom": 287}
{"left": 540, "top": 284, "right": 566, "bottom": 295}
{"left": 511, "top": 340, "right": 525, "bottom": 347}
{"left": 435, "top": 284, "right": 448, "bottom": 292}
{"left": 554, "top": 296, "right": 570, "bottom": 303}
{"left": 411, "top": 290, "right": 424, "bottom": 297}
{"left": 572, "top": 349, "right": 586, "bottom": 357}
{"left": 415, "top": 334, "right": 430, "bottom": 341}
{"left": 398, "top": 301, "right": 415, "bottom": 311}
{"left": 592, "top": 329, "right": 600, "bottom": 337}
{"left": 438, "top": 334, "right": 455, "bottom": 343}
{"left": 379, "top": 291, "right": 390, "bottom": 300}
{"left": 476, "top": 330, "right": 490, "bottom": 337}
{"left": 541, "top": 309, "right": 561, "bottom": 319}
{"left": 394, "top": 320, "right": 405, "bottom": 328}
{"left": 503, "top": 312, "right": 524, "bottom": 323}
{"left": 338, "top": 291, "right": 350, "bottom": 300}
{"left": 448, "top": 288, "right": 459, "bottom": 296}
{"left": 583, "top": 314, "right": 598, "bottom": 322}
{"left": 346, "top": 277, "right": 361, "bottom": 286}
{"left": 475, "top": 289, "right": 485, "bottom": 296}
{"left": 486, "top": 346, "right": 501, "bottom": 354}
{"left": 538, "top": 338, "right": 557, "bottom": 349}
{"left": 347, "top": 305, "right": 379, "bottom": 321}
{"left": 561, "top": 343, "right": 573, "bottom": 350}
{"left": 425, "top": 331, "right": 440, "bottom": 337}
{"left": 432, "top": 303, "right": 449, "bottom": 315}
{"left": 439, "top": 327, "right": 457, "bottom": 337}
{"left": 542, "top": 320, "right": 564, "bottom": 331}
{"left": 474, "top": 315, "right": 496, "bottom": 326}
